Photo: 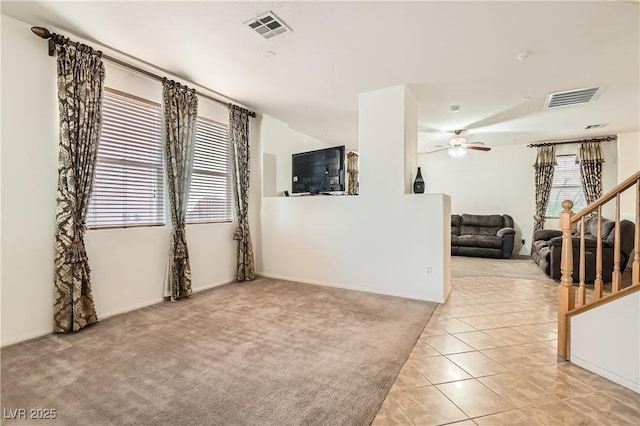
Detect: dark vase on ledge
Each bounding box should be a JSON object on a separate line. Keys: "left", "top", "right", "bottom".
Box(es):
{"left": 413, "top": 167, "right": 425, "bottom": 194}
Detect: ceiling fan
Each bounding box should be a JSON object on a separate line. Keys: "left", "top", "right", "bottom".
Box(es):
{"left": 428, "top": 130, "right": 492, "bottom": 157}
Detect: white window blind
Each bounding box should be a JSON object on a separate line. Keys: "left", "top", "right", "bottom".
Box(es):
{"left": 186, "top": 117, "right": 233, "bottom": 223}
{"left": 86, "top": 89, "right": 165, "bottom": 228}
{"left": 545, "top": 154, "right": 587, "bottom": 217}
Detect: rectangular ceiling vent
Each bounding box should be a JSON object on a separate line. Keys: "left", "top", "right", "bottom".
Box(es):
{"left": 544, "top": 86, "right": 603, "bottom": 109}
{"left": 245, "top": 11, "right": 291, "bottom": 39}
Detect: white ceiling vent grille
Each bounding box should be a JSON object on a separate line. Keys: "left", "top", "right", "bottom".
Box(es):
{"left": 245, "top": 12, "right": 291, "bottom": 39}
{"left": 544, "top": 86, "right": 603, "bottom": 109}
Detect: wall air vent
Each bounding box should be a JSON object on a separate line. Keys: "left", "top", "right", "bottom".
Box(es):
{"left": 245, "top": 11, "right": 291, "bottom": 39}
{"left": 544, "top": 86, "right": 603, "bottom": 109}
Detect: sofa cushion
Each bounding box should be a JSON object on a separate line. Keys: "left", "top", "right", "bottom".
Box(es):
{"left": 461, "top": 214, "right": 503, "bottom": 227}
{"left": 451, "top": 215, "right": 461, "bottom": 236}
{"left": 451, "top": 235, "right": 459, "bottom": 245}
{"left": 457, "top": 235, "right": 503, "bottom": 249}
{"left": 460, "top": 225, "right": 501, "bottom": 236}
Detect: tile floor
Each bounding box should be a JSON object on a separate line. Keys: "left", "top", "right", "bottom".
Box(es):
{"left": 372, "top": 276, "right": 640, "bottom": 426}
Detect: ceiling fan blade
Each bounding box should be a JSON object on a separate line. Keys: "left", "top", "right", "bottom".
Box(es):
{"left": 462, "top": 141, "right": 485, "bottom": 146}
{"left": 424, "top": 147, "right": 449, "bottom": 155}
{"left": 465, "top": 146, "right": 491, "bottom": 152}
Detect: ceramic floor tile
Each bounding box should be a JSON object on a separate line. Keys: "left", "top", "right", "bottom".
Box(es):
{"left": 478, "top": 372, "right": 558, "bottom": 408}
{"left": 458, "top": 315, "right": 503, "bottom": 330}
{"left": 474, "top": 408, "right": 565, "bottom": 426}
{"left": 390, "top": 386, "right": 468, "bottom": 426}
{"left": 390, "top": 364, "right": 431, "bottom": 391}
{"left": 481, "top": 342, "right": 559, "bottom": 371}
{"left": 452, "top": 330, "right": 506, "bottom": 350}
{"left": 409, "top": 341, "right": 440, "bottom": 358}
{"left": 528, "top": 400, "right": 602, "bottom": 425}
{"left": 482, "top": 327, "right": 536, "bottom": 345}
{"left": 410, "top": 355, "right": 472, "bottom": 384}
{"left": 436, "top": 379, "right": 514, "bottom": 418}
{"left": 446, "top": 351, "right": 508, "bottom": 377}
{"left": 448, "top": 421, "right": 477, "bottom": 426}
{"left": 371, "top": 396, "right": 414, "bottom": 426}
{"left": 423, "top": 334, "right": 474, "bottom": 355}
{"left": 516, "top": 365, "right": 598, "bottom": 399}
{"left": 563, "top": 392, "right": 640, "bottom": 425}
{"left": 426, "top": 318, "right": 477, "bottom": 334}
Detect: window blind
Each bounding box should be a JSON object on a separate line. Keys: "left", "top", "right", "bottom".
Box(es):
{"left": 545, "top": 155, "right": 587, "bottom": 217}
{"left": 86, "top": 89, "right": 164, "bottom": 228}
{"left": 186, "top": 117, "right": 233, "bottom": 223}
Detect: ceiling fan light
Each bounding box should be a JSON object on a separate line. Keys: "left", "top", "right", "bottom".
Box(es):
{"left": 449, "top": 136, "right": 466, "bottom": 146}
{"left": 448, "top": 146, "right": 467, "bottom": 158}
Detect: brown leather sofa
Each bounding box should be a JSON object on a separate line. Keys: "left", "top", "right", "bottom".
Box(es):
{"left": 531, "top": 217, "right": 635, "bottom": 283}
{"left": 451, "top": 214, "right": 515, "bottom": 259}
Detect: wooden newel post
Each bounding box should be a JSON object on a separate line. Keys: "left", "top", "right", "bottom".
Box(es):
{"left": 558, "top": 200, "right": 575, "bottom": 360}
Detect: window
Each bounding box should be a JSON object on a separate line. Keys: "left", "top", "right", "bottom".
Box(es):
{"left": 86, "top": 89, "right": 164, "bottom": 228}
{"left": 545, "top": 154, "right": 587, "bottom": 217}
{"left": 186, "top": 117, "right": 233, "bottom": 223}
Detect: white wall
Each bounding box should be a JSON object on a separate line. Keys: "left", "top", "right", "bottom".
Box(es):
{"left": 261, "top": 115, "right": 331, "bottom": 197}
{"left": 418, "top": 141, "right": 620, "bottom": 255}
{"left": 571, "top": 292, "right": 640, "bottom": 393}
{"left": 1, "top": 15, "right": 259, "bottom": 345}
{"left": 260, "top": 86, "right": 451, "bottom": 303}
{"left": 617, "top": 132, "right": 640, "bottom": 221}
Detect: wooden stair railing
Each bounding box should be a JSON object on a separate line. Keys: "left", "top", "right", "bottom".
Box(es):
{"left": 557, "top": 170, "right": 640, "bottom": 360}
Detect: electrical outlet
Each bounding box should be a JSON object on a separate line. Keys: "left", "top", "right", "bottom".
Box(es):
{"left": 522, "top": 239, "right": 526, "bottom": 245}
{"left": 425, "top": 266, "right": 432, "bottom": 275}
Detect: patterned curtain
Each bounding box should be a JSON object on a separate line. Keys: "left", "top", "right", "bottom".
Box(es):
{"left": 229, "top": 105, "right": 256, "bottom": 281}
{"left": 53, "top": 43, "right": 104, "bottom": 333}
{"left": 533, "top": 145, "right": 556, "bottom": 232}
{"left": 162, "top": 80, "right": 198, "bottom": 301}
{"left": 347, "top": 151, "right": 359, "bottom": 195}
{"left": 577, "top": 141, "right": 604, "bottom": 205}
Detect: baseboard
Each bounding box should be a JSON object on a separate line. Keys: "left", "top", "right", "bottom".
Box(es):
{"left": 99, "top": 297, "right": 166, "bottom": 320}
{"left": 571, "top": 355, "right": 640, "bottom": 393}
{"left": 1, "top": 328, "right": 53, "bottom": 348}
{"left": 2, "top": 280, "right": 233, "bottom": 348}
{"left": 258, "top": 272, "right": 440, "bottom": 302}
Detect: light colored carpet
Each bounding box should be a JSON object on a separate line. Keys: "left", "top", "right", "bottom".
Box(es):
{"left": 1, "top": 277, "right": 436, "bottom": 426}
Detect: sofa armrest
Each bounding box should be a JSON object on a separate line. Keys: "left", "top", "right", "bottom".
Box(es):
{"left": 497, "top": 227, "right": 515, "bottom": 259}
{"left": 534, "top": 229, "right": 562, "bottom": 241}
{"left": 497, "top": 227, "right": 515, "bottom": 238}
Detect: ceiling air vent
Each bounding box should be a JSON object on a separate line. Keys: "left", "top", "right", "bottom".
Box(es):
{"left": 245, "top": 11, "right": 291, "bottom": 39}
{"left": 544, "top": 86, "right": 603, "bottom": 109}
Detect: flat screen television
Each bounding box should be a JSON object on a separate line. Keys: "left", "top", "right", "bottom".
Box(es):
{"left": 292, "top": 145, "right": 345, "bottom": 194}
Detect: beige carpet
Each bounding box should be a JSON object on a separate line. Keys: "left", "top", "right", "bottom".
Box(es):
{"left": 1, "top": 277, "right": 436, "bottom": 426}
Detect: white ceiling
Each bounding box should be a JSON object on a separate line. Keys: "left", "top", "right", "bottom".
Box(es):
{"left": 2, "top": 1, "right": 639, "bottom": 152}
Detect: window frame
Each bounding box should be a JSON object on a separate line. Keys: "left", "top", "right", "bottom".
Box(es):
{"left": 86, "top": 87, "right": 165, "bottom": 230}
{"left": 544, "top": 154, "right": 587, "bottom": 219}
{"left": 185, "top": 116, "right": 234, "bottom": 225}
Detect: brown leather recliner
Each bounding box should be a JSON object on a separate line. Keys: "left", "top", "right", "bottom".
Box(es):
{"left": 531, "top": 217, "right": 635, "bottom": 283}
{"left": 451, "top": 214, "right": 516, "bottom": 259}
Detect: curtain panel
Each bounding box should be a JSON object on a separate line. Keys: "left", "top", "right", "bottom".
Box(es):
{"left": 53, "top": 43, "right": 104, "bottom": 333}
{"left": 229, "top": 105, "right": 256, "bottom": 282}
{"left": 533, "top": 145, "right": 556, "bottom": 233}
{"left": 347, "top": 151, "right": 360, "bottom": 195}
{"left": 577, "top": 141, "right": 604, "bottom": 205}
{"left": 162, "top": 80, "right": 198, "bottom": 301}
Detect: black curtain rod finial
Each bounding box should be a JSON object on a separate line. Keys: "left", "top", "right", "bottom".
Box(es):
{"left": 31, "top": 26, "right": 52, "bottom": 39}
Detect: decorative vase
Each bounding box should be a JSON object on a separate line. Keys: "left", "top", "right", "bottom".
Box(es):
{"left": 413, "top": 167, "right": 425, "bottom": 194}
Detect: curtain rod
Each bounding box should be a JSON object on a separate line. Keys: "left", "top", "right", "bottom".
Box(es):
{"left": 527, "top": 136, "right": 616, "bottom": 148}
{"left": 30, "top": 26, "right": 257, "bottom": 118}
